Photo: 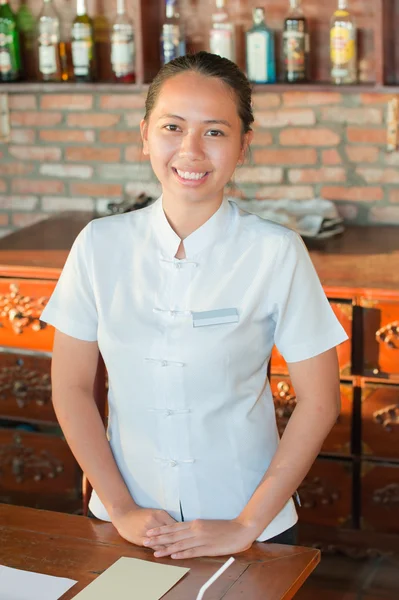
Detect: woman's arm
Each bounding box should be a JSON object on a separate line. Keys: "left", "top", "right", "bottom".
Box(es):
{"left": 144, "top": 347, "right": 340, "bottom": 558}
{"left": 51, "top": 330, "right": 175, "bottom": 544}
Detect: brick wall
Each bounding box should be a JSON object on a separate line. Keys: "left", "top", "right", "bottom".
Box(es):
{"left": 0, "top": 89, "right": 399, "bottom": 237}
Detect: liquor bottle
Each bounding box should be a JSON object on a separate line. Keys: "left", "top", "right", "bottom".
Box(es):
{"left": 59, "top": 0, "right": 74, "bottom": 81}
{"left": 16, "top": 0, "right": 37, "bottom": 81}
{"left": 246, "top": 7, "right": 276, "bottom": 84}
{"left": 94, "top": 0, "right": 112, "bottom": 82}
{"left": 160, "top": 0, "right": 185, "bottom": 65}
{"left": 0, "top": 0, "right": 21, "bottom": 82}
{"left": 330, "top": 0, "right": 357, "bottom": 85}
{"left": 111, "top": 0, "right": 135, "bottom": 82}
{"left": 37, "top": 0, "right": 62, "bottom": 82}
{"left": 283, "top": 0, "right": 309, "bottom": 83}
{"left": 71, "top": 0, "right": 95, "bottom": 81}
{"left": 209, "top": 0, "right": 235, "bottom": 62}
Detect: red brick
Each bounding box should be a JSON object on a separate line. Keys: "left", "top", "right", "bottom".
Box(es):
{"left": 289, "top": 168, "right": 346, "bottom": 184}
{"left": 12, "top": 212, "right": 48, "bottom": 227}
{"left": 99, "top": 94, "right": 146, "bottom": 110}
{"left": 70, "top": 182, "right": 122, "bottom": 197}
{"left": 0, "top": 195, "right": 38, "bottom": 210}
{"left": 68, "top": 113, "right": 120, "bottom": 128}
{"left": 99, "top": 130, "right": 142, "bottom": 144}
{"left": 346, "top": 128, "right": 386, "bottom": 144}
{"left": 255, "top": 186, "right": 314, "bottom": 200}
{"left": 253, "top": 148, "right": 317, "bottom": 165}
{"left": 252, "top": 94, "right": 281, "bottom": 109}
{"left": 0, "top": 162, "right": 34, "bottom": 176}
{"left": 125, "top": 181, "right": 162, "bottom": 197}
{"left": 255, "top": 109, "right": 315, "bottom": 128}
{"left": 41, "top": 196, "right": 95, "bottom": 211}
{"left": 0, "top": 180, "right": 6, "bottom": 192}
{"left": 125, "top": 146, "right": 149, "bottom": 162}
{"left": 12, "top": 179, "right": 64, "bottom": 194}
{"left": 322, "top": 149, "right": 342, "bottom": 165}
{"left": 360, "top": 93, "right": 393, "bottom": 104}
{"left": 384, "top": 152, "right": 399, "bottom": 166}
{"left": 10, "top": 129, "right": 36, "bottom": 144}
{"left": 9, "top": 145, "right": 62, "bottom": 161}
{"left": 321, "top": 107, "right": 382, "bottom": 125}
{"left": 321, "top": 186, "right": 384, "bottom": 202}
{"left": 345, "top": 146, "right": 379, "bottom": 163}
{"left": 280, "top": 128, "right": 340, "bottom": 146}
{"left": 369, "top": 206, "right": 399, "bottom": 224}
{"left": 283, "top": 91, "right": 342, "bottom": 107}
{"left": 251, "top": 130, "right": 273, "bottom": 146}
{"left": 65, "top": 147, "right": 120, "bottom": 162}
{"left": 389, "top": 189, "right": 399, "bottom": 203}
{"left": 125, "top": 112, "right": 145, "bottom": 127}
{"left": 8, "top": 95, "right": 37, "bottom": 110}
{"left": 357, "top": 167, "right": 399, "bottom": 184}
{"left": 41, "top": 94, "right": 93, "bottom": 110}
{"left": 10, "top": 111, "right": 63, "bottom": 127}
{"left": 235, "top": 166, "right": 283, "bottom": 184}
{"left": 40, "top": 164, "right": 93, "bottom": 179}
{"left": 40, "top": 129, "right": 95, "bottom": 143}
{"left": 0, "top": 214, "right": 9, "bottom": 226}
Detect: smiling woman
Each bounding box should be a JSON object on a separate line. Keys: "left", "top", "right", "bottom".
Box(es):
{"left": 40, "top": 51, "right": 347, "bottom": 562}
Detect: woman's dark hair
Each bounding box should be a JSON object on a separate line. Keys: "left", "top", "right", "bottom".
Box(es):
{"left": 144, "top": 51, "right": 254, "bottom": 134}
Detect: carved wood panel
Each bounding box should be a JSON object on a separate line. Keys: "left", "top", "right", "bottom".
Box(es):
{"left": 362, "top": 384, "right": 399, "bottom": 460}
{"left": 0, "top": 352, "right": 55, "bottom": 424}
{"left": 0, "top": 428, "right": 80, "bottom": 497}
{"left": 271, "top": 376, "right": 353, "bottom": 456}
{"left": 0, "top": 279, "right": 55, "bottom": 352}
{"left": 297, "top": 458, "right": 353, "bottom": 528}
{"left": 361, "top": 461, "right": 399, "bottom": 535}
{"left": 361, "top": 300, "right": 399, "bottom": 381}
{"left": 270, "top": 300, "right": 352, "bottom": 377}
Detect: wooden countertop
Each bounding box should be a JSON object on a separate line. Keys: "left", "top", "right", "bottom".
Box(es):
{"left": 0, "top": 211, "right": 398, "bottom": 291}
{"left": 0, "top": 504, "right": 319, "bottom": 600}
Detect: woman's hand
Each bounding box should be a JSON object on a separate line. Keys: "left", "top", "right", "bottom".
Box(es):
{"left": 112, "top": 507, "right": 177, "bottom": 548}
{"left": 143, "top": 518, "right": 258, "bottom": 559}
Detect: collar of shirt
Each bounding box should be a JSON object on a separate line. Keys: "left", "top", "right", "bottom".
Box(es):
{"left": 152, "top": 195, "right": 231, "bottom": 260}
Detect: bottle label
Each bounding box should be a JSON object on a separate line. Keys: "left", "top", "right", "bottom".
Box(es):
{"left": 247, "top": 32, "right": 268, "bottom": 83}
{"left": 330, "top": 25, "right": 355, "bottom": 65}
{"left": 283, "top": 30, "right": 306, "bottom": 75}
{"left": 210, "top": 29, "right": 234, "bottom": 61}
{"left": 161, "top": 24, "right": 181, "bottom": 64}
{"left": 39, "top": 44, "right": 57, "bottom": 75}
{"left": 111, "top": 36, "right": 135, "bottom": 76}
{"left": 72, "top": 23, "right": 92, "bottom": 76}
{"left": 0, "top": 33, "right": 13, "bottom": 75}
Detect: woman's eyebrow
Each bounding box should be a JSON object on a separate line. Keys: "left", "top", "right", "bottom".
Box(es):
{"left": 159, "top": 114, "right": 232, "bottom": 127}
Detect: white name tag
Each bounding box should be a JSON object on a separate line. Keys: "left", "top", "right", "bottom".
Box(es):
{"left": 192, "top": 308, "right": 239, "bottom": 327}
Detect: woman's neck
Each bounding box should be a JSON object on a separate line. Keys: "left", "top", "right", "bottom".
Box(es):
{"left": 161, "top": 193, "right": 223, "bottom": 241}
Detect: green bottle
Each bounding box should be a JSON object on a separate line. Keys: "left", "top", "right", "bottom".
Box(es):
{"left": 71, "top": 0, "right": 95, "bottom": 81}
{"left": 0, "top": 0, "right": 21, "bottom": 82}
{"left": 16, "top": 0, "right": 37, "bottom": 80}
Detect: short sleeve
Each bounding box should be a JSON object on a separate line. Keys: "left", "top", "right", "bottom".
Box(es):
{"left": 270, "top": 230, "right": 348, "bottom": 363}
{"left": 40, "top": 222, "right": 98, "bottom": 342}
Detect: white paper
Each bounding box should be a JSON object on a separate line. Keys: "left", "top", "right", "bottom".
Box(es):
{"left": 0, "top": 565, "right": 77, "bottom": 600}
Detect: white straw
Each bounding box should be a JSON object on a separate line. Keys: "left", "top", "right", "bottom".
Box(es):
{"left": 195, "top": 556, "right": 235, "bottom": 600}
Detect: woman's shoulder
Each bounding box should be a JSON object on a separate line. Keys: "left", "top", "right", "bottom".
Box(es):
{"left": 230, "top": 199, "right": 297, "bottom": 244}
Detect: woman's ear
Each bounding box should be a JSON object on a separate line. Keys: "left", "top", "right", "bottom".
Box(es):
{"left": 140, "top": 119, "right": 150, "bottom": 155}
{"left": 238, "top": 130, "right": 254, "bottom": 165}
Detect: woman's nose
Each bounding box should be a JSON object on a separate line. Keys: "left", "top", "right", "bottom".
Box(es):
{"left": 179, "top": 133, "right": 206, "bottom": 160}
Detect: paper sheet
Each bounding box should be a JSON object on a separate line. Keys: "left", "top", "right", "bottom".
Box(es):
{"left": 71, "top": 557, "right": 190, "bottom": 600}
{"left": 0, "top": 564, "right": 77, "bottom": 600}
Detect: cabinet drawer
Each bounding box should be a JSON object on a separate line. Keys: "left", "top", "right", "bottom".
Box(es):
{"left": 361, "top": 461, "right": 399, "bottom": 535}
{"left": 271, "top": 377, "right": 353, "bottom": 456}
{"left": 297, "top": 458, "right": 353, "bottom": 528}
{"left": 0, "top": 428, "right": 80, "bottom": 498}
{"left": 362, "top": 384, "right": 399, "bottom": 461}
{"left": 0, "top": 351, "right": 55, "bottom": 424}
{"left": 271, "top": 300, "right": 352, "bottom": 376}
{"left": 361, "top": 300, "right": 399, "bottom": 381}
{"left": 0, "top": 279, "right": 55, "bottom": 352}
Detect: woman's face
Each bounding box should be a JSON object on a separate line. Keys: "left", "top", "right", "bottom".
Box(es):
{"left": 140, "top": 71, "right": 252, "bottom": 207}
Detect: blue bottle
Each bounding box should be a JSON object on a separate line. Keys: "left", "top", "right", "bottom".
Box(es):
{"left": 246, "top": 7, "right": 276, "bottom": 84}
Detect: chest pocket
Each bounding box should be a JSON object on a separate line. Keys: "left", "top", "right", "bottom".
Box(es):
{"left": 192, "top": 308, "right": 239, "bottom": 327}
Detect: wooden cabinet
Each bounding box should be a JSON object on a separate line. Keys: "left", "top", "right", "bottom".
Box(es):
{"left": 361, "top": 462, "right": 399, "bottom": 535}
{"left": 361, "top": 384, "right": 399, "bottom": 461}
{"left": 361, "top": 300, "right": 399, "bottom": 381}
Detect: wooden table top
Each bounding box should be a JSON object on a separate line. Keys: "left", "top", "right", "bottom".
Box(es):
{"left": 0, "top": 504, "right": 320, "bottom": 600}
{"left": 0, "top": 210, "right": 398, "bottom": 291}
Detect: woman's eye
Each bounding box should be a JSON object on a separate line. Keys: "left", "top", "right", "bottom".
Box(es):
{"left": 164, "top": 124, "right": 180, "bottom": 132}
{"left": 206, "top": 130, "right": 224, "bottom": 137}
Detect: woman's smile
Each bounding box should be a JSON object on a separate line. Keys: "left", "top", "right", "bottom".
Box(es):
{"left": 172, "top": 166, "right": 211, "bottom": 186}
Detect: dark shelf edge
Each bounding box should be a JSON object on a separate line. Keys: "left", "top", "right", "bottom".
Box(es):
{"left": 1, "top": 81, "right": 399, "bottom": 94}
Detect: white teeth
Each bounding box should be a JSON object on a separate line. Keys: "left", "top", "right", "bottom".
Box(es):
{"left": 176, "top": 169, "right": 206, "bottom": 180}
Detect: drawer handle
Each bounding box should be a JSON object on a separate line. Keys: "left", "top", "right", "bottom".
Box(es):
{"left": 373, "top": 483, "right": 399, "bottom": 507}
{"left": 0, "top": 283, "right": 48, "bottom": 335}
{"left": 373, "top": 404, "right": 399, "bottom": 432}
{"left": 376, "top": 321, "right": 399, "bottom": 349}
